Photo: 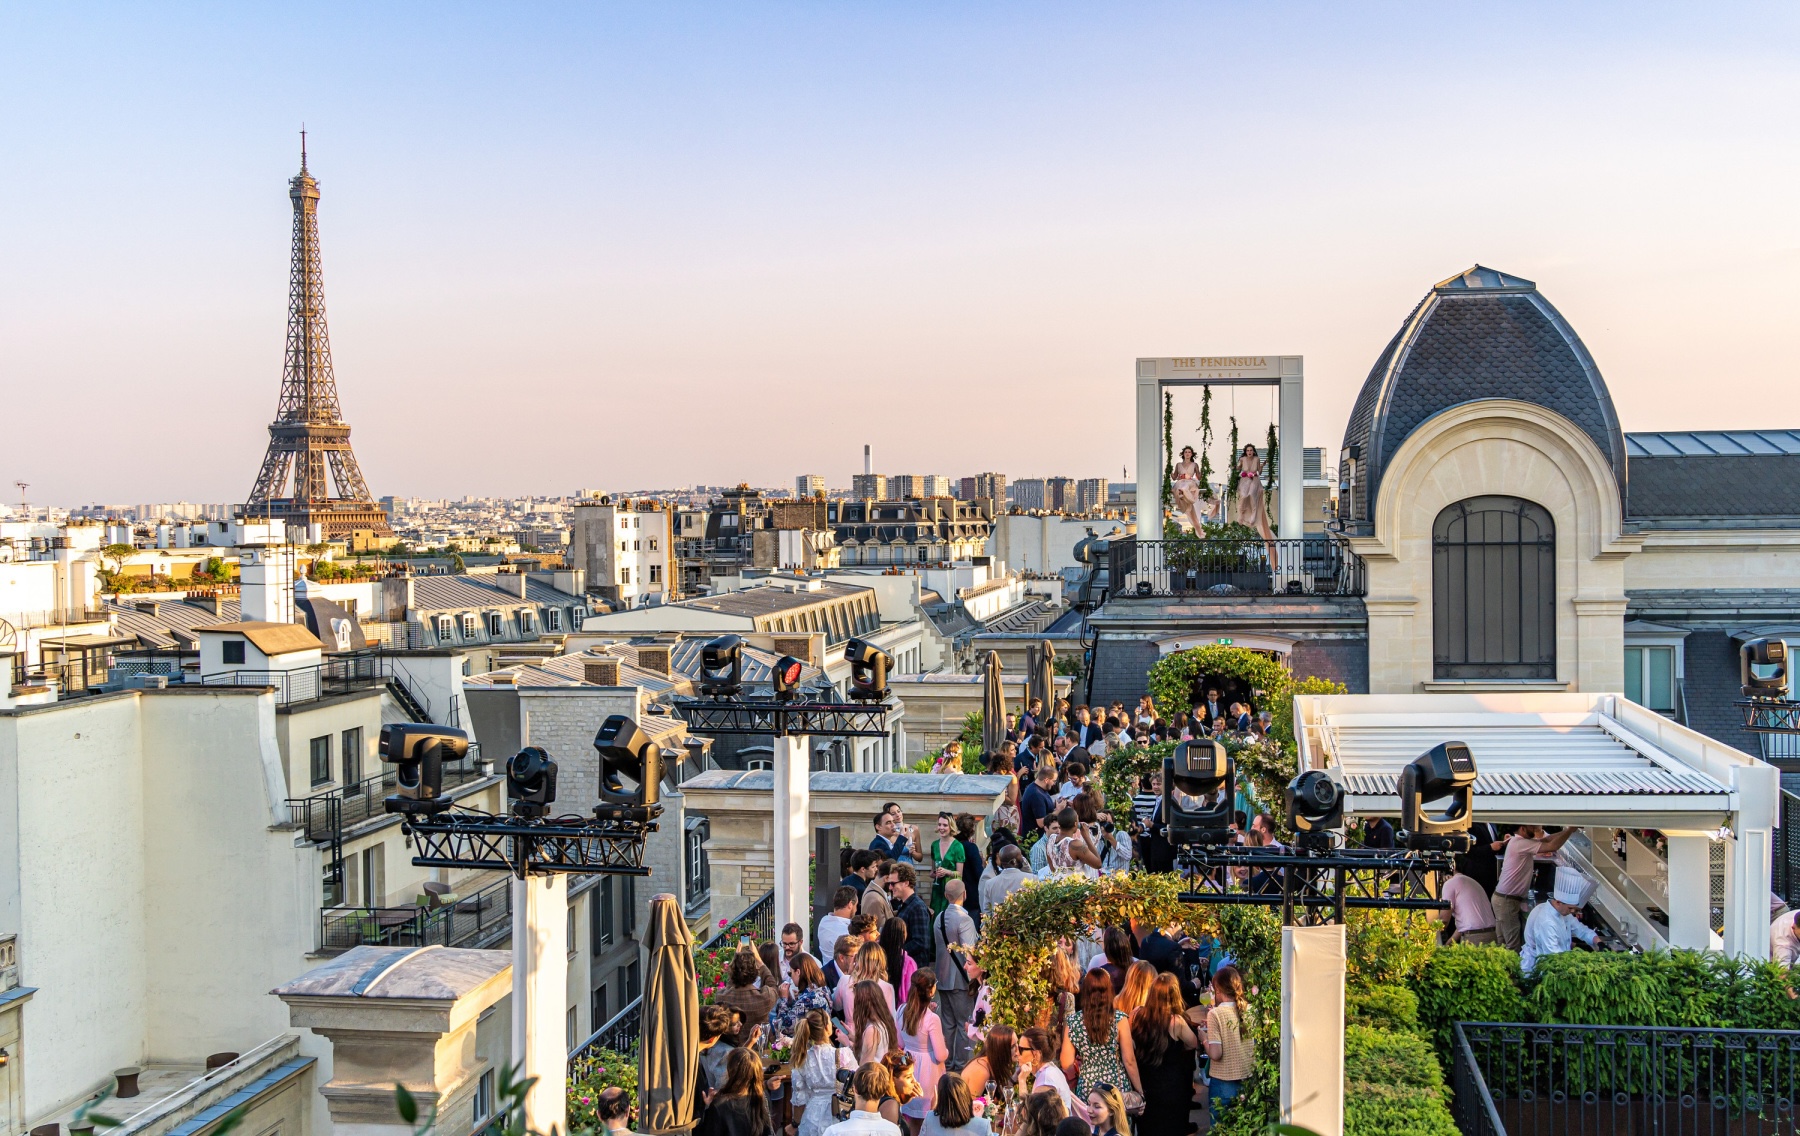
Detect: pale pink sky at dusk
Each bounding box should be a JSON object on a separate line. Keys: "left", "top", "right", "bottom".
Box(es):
{"left": 3, "top": 4, "right": 1797, "bottom": 504}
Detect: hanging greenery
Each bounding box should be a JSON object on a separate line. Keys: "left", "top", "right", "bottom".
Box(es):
{"left": 1196, "top": 385, "right": 1215, "bottom": 499}
{"left": 1266, "top": 420, "right": 1279, "bottom": 494}
{"left": 1145, "top": 644, "right": 1292, "bottom": 724}
{"left": 1097, "top": 738, "right": 1177, "bottom": 818}
{"left": 1160, "top": 391, "right": 1174, "bottom": 514}
{"left": 1226, "top": 414, "right": 1242, "bottom": 504}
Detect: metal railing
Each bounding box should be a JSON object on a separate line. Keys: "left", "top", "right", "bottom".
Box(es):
{"left": 319, "top": 874, "right": 512, "bottom": 952}
{"left": 201, "top": 653, "right": 433, "bottom": 710}
{"left": 287, "top": 754, "right": 490, "bottom": 840}
{"left": 566, "top": 889, "right": 775, "bottom": 1064}
{"left": 1452, "top": 1021, "right": 1800, "bottom": 1136}
{"left": 1107, "top": 536, "right": 1366, "bottom": 598}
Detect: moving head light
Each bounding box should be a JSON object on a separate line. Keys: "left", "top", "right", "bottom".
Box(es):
{"left": 593, "top": 714, "right": 664, "bottom": 824}
{"left": 844, "top": 639, "right": 891, "bottom": 702}
{"left": 1163, "top": 739, "right": 1234, "bottom": 847}
{"left": 1285, "top": 769, "right": 1345, "bottom": 852}
{"left": 506, "top": 746, "right": 559, "bottom": 818}
{"left": 380, "top": 724, "right": 469, "bottom": 815}
{"left": 772, "top": 655, "right": 806, "bottom": 702}
{"left": 1398, "top": 741, "right": 1477, "bottom": 852}
{"left": 700, "top": 635, "right": 744, "bottom": 698}
{"left": 1741, "top": 637, "right": 1789, "bottom": 698}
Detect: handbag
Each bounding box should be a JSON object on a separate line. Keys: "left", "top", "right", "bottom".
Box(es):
{"left": 1122, "top": 1089, "right": 1146, "bottom": 1116}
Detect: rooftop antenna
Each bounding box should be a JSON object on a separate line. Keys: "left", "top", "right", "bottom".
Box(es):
{"left": 13, "top": 481, "right": 26, "bottom": 511}
{"left": 299, "top": 124, "right": 308, "bottom": 172}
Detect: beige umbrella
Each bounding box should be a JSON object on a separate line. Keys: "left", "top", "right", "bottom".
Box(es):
{"left": 981, "top": 650, "right": 1006, "bottom": 763}
{"left": 639, "top": 892, "right": 700, "bottom": 1134}
{"left": 1029, "top": 639, "right": 1057, "bottom": 722}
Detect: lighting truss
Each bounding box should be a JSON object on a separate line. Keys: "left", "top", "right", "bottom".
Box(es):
{"left": 399, "top": 805, "right": 657, "bottom": 878}
{"left": 1174, "top": 844, "right": 1456, "bottom": 926}
{"left": 672, "top": 696, "right": 894, "bottom": 738}
{"left": 1737, "top": 699, "right": 1800, "bottom": 733}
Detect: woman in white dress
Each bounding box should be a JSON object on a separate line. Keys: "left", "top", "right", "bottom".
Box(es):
{"left": 1235, "top": 444, "right": 1276, "bottom": 560}
{"left": 1170, "top": 446, "right": 1208, "bottom": 534}
{"left": 789, "top": 1009, "right": 855, "bottom": 1136}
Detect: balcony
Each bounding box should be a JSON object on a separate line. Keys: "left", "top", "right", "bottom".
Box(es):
{"left": 319, "top": 872, "right": 513, "bottom": 953}
{"left": 1107, "top": 536, "right": 1366, "bottom": 598}
{"left": 200, "top": 652, "right": 412, "bottom": 707}
{"left": 286, "top": 753, "right": 492, "bottom": 841}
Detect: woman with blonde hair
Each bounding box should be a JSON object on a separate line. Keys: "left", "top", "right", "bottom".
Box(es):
{"left": 839, "top": 940, "right": 897, "bottom": 1016}
{"left": 1083, "top": 1083, "right": 1129, "bottom": 1136}
{"left": 1112, "top": 961, "right": 1156, "bottom": 1017}
{"left": 789, "top": 1009, "right": 855, "bottom": 1136}
{"left": 933, "top": 740, "right": 965, "bottom": 775}
{"left": 852, "top": 979, "right": 901, "bottom": 1067}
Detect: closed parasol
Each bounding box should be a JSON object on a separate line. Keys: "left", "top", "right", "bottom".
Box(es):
{"left": 1028, "top": 639, "right": 1057, "bottom": 723}
{"left": 981, "top": 650, "right": 1006, "bottom": 763}
{"left": 639, "top": 893, "right": 700, "bottom": 1134}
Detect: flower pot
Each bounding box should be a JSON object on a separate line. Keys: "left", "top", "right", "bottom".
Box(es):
{"left": 114, "top": 1067, "right": 142, "bottom": 1098}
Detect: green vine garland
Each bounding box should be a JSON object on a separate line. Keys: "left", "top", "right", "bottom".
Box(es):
{"left": 1161, "top": 391, "right": 1174, "bottom": 515}
{"left": 1197, "top": 385, "right": 1215, "bottom": 499}
{"left": 1265, "top": 420, "right": 1279, "bottom": 494}
{"left": 1226, "top": 414, "right": 1241, "bottom": 503}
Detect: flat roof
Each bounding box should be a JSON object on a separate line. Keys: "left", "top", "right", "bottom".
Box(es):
{"left": 1625, "top": 430, "right": 1800, "bottom": 457}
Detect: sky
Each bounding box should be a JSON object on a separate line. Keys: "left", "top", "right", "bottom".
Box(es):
{"left": 3, "top": 3, "right": 1797, "bottom": 505}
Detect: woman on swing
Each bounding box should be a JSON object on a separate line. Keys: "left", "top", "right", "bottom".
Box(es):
{"left": 1170, "top": 446, "right": 1209, "bottom": 534}
{"left": 1235, "top": 443, "right": 1277, "bottom": 565}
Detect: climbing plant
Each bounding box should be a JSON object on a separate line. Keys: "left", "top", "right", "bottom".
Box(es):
{"left": 1097, "top": 738, "right": 1176, "bottom": 818}
{"left": 1160, "top": 390, "right": 1174, "bottom": 515}
{"left": 1145, "top": 644, "right": 1293, "bottom": 723}
{"left": 1197, "top": 385, "right": 1215, "bottom": 500}
{"left": 1266, "top": 420, "right": 1280, "bottom": 494}
{"left": 1226, "top": 414, "right": 1241, "bottom": 503}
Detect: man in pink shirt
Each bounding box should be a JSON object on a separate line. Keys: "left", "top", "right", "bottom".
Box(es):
{"left": 1440, "top": 868, "right": 1497, "bottom": 945}
{"left": 1492, "top": 825, "right": 1581, "bottom": 951}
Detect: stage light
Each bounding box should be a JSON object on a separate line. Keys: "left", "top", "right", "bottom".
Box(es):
{"left": 379, "top": 724, "right": 469, "bottom": 815}
{"left": 592, "top": 714, "right": 662, "bottom": 823}
{"left": 1740, "top": 637, "right": 1789, "bottom": 698}
{"left": 771, "top": 655, "right": 805, "bottom": 702}
{"left": 1398, "top": 741, "right": 1477, "bottom": 852}
{"left": 1285, "top": 769, "right": 1344, "bottom": 851}
{"left": 700, "top": 635, "right": 744, "bottom": 698}
{"left": 506, "top": 746, "right": 559, "bottom": 818}
{"left": 1163, "top": 739, "right": 1234, "bottom": 846}
{"left": 844, "top": 638, "right": 891, "bottom": 702}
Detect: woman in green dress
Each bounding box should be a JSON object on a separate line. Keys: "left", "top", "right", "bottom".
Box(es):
{"left": 928, "top": 812, "right": 965, "bottom": 914}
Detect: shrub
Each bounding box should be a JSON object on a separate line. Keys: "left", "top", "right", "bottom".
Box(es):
{"left": 1345, "top": 908, "right": 1438, "bottom": 989}
{"left": 1097, "top": 739, "right": 1174, "bottom": 818}
{"left": 568, "top": 1045, "right": 637, "bottom": 1130}
{"left": 1343, "top": 1025, "right": 1458, "bottom": 1136}
{"left": 1413, "top": 944, "right": 1528, "bottom": 1055}
{"left": 1348, "top": 984, "right": 1420, "bottom": 1033}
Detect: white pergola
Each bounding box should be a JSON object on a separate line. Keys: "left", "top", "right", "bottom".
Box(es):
{"left": 1293, "top": 691, "right": 1781, "bottom": 958}
{"left": 1133, "top": 356, "right": 1305, "bottom": 538}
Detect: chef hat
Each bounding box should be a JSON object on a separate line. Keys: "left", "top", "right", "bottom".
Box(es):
{"left": 1553, "top": 865, "right": 1594, "bottom": 907}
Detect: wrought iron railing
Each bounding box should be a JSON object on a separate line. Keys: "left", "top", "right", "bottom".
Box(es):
{"left": 566, "top": 889, "right": 775, "bottom": 1064}
{"left": 1452, "top": 1021, "right": 1800, "bottom": 1136}
{"left": 287, "top": 755, "right": 490, "bottom": 839}
{"left": 319, "top": 875, "right": 512, "bottom": 952}
{"left": 1106, "top": 536, "right": 1366, "bottom": 598}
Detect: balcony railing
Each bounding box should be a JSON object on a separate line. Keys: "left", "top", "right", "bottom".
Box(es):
{"left": 201, "top": 653, "right": 421, "bottom": 708}
{"left": 566, "top": 889, "right": 775, "bottom": 1064}
{"left": 287, "top": 754, "right": 491, "bottom": 840}
{"left": 319, "top": 875, "right": 512, "bottom": 953}
{"left": 1452, "top": 1021, "right": 1800, "bottom": 1136}
{"left": 1107, "top": 536, "right": 1366, "bottom": 598}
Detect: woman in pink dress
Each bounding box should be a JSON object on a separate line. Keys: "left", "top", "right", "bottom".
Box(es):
{"left": 1235, "top": 443, "right": 1277, "bottom": 561}
{"left": 899, "top": 970, "right": 949, "bottom": 1119}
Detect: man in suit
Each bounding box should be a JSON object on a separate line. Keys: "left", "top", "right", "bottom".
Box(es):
{"left": 1073, "top": 706, "right": 1105, "bottom": 749}
{"left": 934, "top": 879, "right": 980, "bottom": 1068}
{"left": 1200, "top": 688, "right": 1225, "bottom": 726}
{"left": 1134, "top": 916, "right": 1203, "bottom": 1007}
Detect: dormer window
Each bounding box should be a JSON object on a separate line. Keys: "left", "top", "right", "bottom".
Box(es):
{"left": 460, "top": 614, "right": 477, "bottom": 638}
{"left": 521, "top": 610, "right": 536, "bottom": 634}
{"left": 436, "top": 616, "right": 454, "bottom": 640}
{"left": 546, "top": 608, "right": 562, "bottom": 632}
{"left": 486, "top": 611, "right": 505, "bottom": 636}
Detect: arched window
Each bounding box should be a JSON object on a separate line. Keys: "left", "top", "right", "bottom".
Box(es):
{"left": 1432, "top": 496, "right": 1556, "bottom": 679}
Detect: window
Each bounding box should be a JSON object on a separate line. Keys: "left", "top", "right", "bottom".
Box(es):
{"left": 309, "top": 735, "right": 332, "bottom": 785}
{"left": 619, "top": 540, "right": 628, "bottom": 552}
{"left": 624, "top": 876, "right": 637, "bottom": 934}
{"left": 592, "top": 985, "right": 608, "bottom": 1029}
{"left": 685, "top": 816, "right": 712, "bottom": 907}
{"left": 648, "top": 539, "right": 658, "bottom": 551}
{"left": 632, "top": 540, "right": 639, "bottom": 551}
{"left": 222, "top": 639, "right": 246, "bottom": 665}
{"left": 649, "top": 564, "right": 661, "bottom": 584}
{"left": 594, "top": 875, "right": 615, "bottom": 950}
{"left": 460, "top": 614, "right": 477, "bottom": 638}
{"left": 473, "top": 1069, "right": 495, "bottom": 1129}
{"left": 619, "top": 567, "right": 631, "bottom": 585}
{"left": 634, "top": 517, "right": 640, "bottom": 528}
{"left": 436, "top": 616, "right": 453, "bottom": 641}
{"left": 360, "top": 845, "right": 385, "bottom": 907}
{"left": 1432, "top": 496, "right": 1556, "bottom": 680}
{"left": 567, "top": 906, "right": 578, "bottom": 958}
{"left": 341, "top": 727, "right": 363, "bottom": 785}
{"left": 1624, "top": 646, "right": 1677, "bottom": 713}
{"left": 322, "top": 856, "right": 343, "bottom": 908}
{"left": 622, "top": 960, "right": 641, "bottom": 1001}
{"left": 520, "top": 610, "right": 535, "bottom": 634}
{"left": 546, "top": 608, "right": 562, "bottom": 632}
{"left": 568, "top": 1006, "right": 579, "bottom": 1050}
{"left": 487, "top": 611, "right": 504, "bottom": 636}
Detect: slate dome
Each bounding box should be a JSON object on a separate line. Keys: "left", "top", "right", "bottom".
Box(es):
{"left": 1336, "top": 266, "right": 1627, "bottom": 535}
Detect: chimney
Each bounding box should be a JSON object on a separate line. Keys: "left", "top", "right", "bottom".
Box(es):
{"left": 637, "top": 646, "right": 671, "bottom": 675}
{"left": 499, "top": 571, "right": 527, "bottom": 598}
{"left": 585, "top": 659, "right": 620, "bottom": 686}
{"left": 864, "top": 444, "right": 871, "bottom": 476}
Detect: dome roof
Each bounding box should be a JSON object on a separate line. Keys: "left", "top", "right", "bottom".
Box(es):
{"left": 1336, "top": 265, "right": 1626, "bottom": 534}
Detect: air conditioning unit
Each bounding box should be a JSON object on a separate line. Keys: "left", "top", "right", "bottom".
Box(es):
{"left": 126, "top": 673, "right": 168, "bottom": 690}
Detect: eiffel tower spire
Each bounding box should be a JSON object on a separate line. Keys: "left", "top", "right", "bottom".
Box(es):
{"left": 244, "top": 137, "right": 391, "bottom": 539}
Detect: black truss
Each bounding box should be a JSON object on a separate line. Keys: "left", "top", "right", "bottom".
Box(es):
{"left": 672, "top": 697, "right": 893, "bottom": 738}
{"left": 1174, "top": 844, "right": 1456, "bottom": 926}
{"left": 1737, "top": 699, "right": 1800, "bottom": 733}
{"left": 400, "top": 809, "right": 657, "bottom": 878}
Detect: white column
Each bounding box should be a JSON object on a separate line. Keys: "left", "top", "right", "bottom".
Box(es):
{"left": 1278, "top": 361, "right": 1305, "bottom": 538}
{"left": 774, "top": 734, "right": 811, "bottom": 933}
{"left": 1725, "top": 762, "right": 1779, "bottom": 958}
{"left": 513, "top": 872, "right": 569, "bottom": 1136}
{"left": 1280, "top": 923, "right": 1344, "bottom": 1136}
{"left": 1664, "top": 834, "right": 1713, "bottom": 950}
{"left": 1134, "top": 360, "right": 1162, "bottom": 538}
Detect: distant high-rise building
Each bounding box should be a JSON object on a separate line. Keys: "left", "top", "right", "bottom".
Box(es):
{"left": 796, "top": 474, "right": 825, "bottom": 498}
{"left": 890, "top": 475, "right": 921, "bottom": 499}
{"left": 1303, "top": 447, "right": 1326, "bottom": 480}
{"left": 1011, "top": 478, "right": 1047, "bottom": 511}
{"left": 1046, "top": 477, "right": 1076, "bottom": 512}
{"left": 851, "top": 473, "right": 888, "bottom": 501}
{"left": 918, "top": 474, "right": 953, "bottom": 499}
{"left": 958, "top": 472, "right": 1007, "bottom": 504}
{"left": 1075, "top": 478, "right": 1109, "bottom": 513}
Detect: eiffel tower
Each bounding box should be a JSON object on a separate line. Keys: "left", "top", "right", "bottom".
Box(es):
{"left": 244, "top": 136, "right": 392, "bottom": 540}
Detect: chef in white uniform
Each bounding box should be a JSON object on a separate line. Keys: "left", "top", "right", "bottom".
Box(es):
{"left": 1521, "top": 865, "right": 1599, "bottom": 975}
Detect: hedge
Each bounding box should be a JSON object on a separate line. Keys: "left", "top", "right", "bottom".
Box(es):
{"left": 1413, "top": 944, "right": 1529, "bottom": 1055}
{"left": 1343, "top": 1025, "right": 1458, "bottom": 1136}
